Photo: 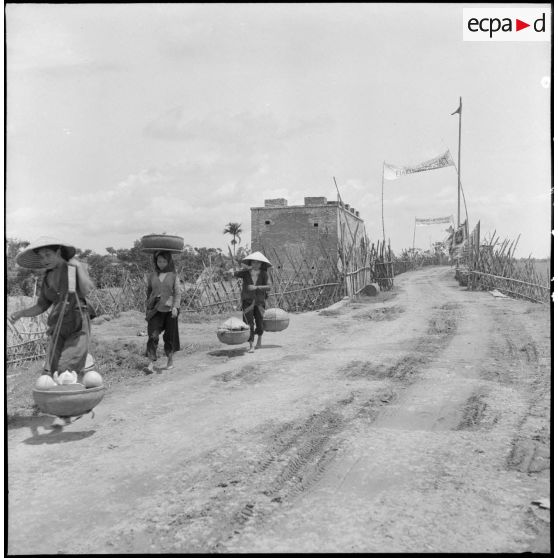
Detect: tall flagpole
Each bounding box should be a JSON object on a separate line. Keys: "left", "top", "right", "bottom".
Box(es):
{"left": 381, "top": 163, "right": 385, "bottom": 243}
{"left": 451, "top": 97, "right": 463, "bottom": 269}
{"left": 454, "top": 97, "right": 462, "bottom": 229}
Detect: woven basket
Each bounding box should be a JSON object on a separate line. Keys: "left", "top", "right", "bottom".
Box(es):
{"left": 32, "top": 385, "right": 106, "bottom": 418}
{"left": 140, "top": 234, "right": 184, "bottom": 253}
{"left": 217, "top": 329, "right": 250, "bottom": 345}
{"left": 263, "top": 308, "right": 290, "bottom": 332}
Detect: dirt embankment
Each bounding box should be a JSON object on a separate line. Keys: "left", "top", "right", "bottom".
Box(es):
{"left": 7, "top": 266, "right": 550, "bottom": 554}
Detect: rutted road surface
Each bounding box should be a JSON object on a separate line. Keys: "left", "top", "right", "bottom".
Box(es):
{"left": 7, "top": 266, "right": 551, "bottom": 553}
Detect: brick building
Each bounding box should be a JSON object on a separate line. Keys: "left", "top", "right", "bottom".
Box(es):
{"left": 250, "top": 196, "right": 366, "bottom": 273}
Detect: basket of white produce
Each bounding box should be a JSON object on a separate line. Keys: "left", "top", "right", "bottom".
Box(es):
{"left": 217, "top": 317, "right": 251, "bottom": 345}
{"left": 32, "top": 375, "right": 105, "bottom": 418}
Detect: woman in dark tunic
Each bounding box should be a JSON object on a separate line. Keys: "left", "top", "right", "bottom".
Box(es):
{"left": 230, "top": 251, "right": 272, "bottom": 353}
{"left": 10, "top": 236, "right": 95, "bottom": 375}
{"left": 145, "top": 250, "right": 181, "bottom": 372}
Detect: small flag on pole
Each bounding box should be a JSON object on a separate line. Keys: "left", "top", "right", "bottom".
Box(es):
{"left": 451, "top": 98, "right": 462, "bottom": 115}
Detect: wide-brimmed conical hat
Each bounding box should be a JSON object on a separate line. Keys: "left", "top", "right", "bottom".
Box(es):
{"left": 242, "top": 251, "right": 272, "bottom": 267}
{"left": 15, "top": 236, "right": 76, "bottom": 269}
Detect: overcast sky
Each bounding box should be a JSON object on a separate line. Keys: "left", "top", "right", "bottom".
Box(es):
{"left": 5, "top": 3, "right": 551, "bottom": 258}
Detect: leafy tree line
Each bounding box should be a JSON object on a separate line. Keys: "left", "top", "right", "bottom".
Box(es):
{"left": 6, "top": 237, "right": 250, "bottom": 296}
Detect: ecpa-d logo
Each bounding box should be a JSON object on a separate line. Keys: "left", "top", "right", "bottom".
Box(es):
{"left": 463, "top": 8, "right": 550, "bottom": 41}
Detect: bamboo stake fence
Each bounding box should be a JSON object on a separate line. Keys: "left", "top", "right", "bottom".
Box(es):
{"left": 10, "top": 221, "right": 548, "bottom": 367}
{"left": 370, "top": 240, "right": 422, "bottom": 290}
{"left": 182, "top": 243, "right": 347, "bottom": 314}
{"left": 7, "top": 336, "right": 48, "bottom": 366}
{"left": 457, "top": 221, "right": 550, "bottom": 304}
{"left": 6, "top": 296, "right": 49, "bottom": 365}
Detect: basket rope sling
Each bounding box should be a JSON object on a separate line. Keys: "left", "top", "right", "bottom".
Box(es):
{"left": 48, "top": 266, "right": 88, "bottom": 372}
{"left": 228, "top": 251, "right": 288, "bottom": 335}
{"left": 236, "top": 270, "right": 273, "bottom": 335}
{"left": 216, "top": 248, "right": 255, "bottom": 344}
{"left": 35, "top": 265, "right": 104, "bottom": 421}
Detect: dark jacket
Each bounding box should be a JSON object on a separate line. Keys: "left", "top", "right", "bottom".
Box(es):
{"left": 37, "top": 263, "right": 91, "bottom": 331}
{"left": 234, "top": 268, "right": 269, "bottom": 304}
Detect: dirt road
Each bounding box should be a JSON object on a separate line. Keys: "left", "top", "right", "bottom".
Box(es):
{"left": 7, "top": 266, "right": 551, "bottom": 553}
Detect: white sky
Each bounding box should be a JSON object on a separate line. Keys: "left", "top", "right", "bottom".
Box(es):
{"left": 5, "top": 3, "right": 552, "bottom": 258}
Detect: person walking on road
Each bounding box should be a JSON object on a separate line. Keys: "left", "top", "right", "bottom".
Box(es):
{"left": 145, "top": 250, "right": 181, "bottom": 372}
{"left": 228, "top": 251, "right": 272, "bottom": 353}
{"left": 10, "top": 236, "right": 95, "bottom": 376}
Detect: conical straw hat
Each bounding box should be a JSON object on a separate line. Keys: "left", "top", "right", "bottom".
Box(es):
{"left": 15, "top": 236, "right": 76, "bottom": 269}
{"left": 242, "top": 251, "right": 272, "bottom": 267}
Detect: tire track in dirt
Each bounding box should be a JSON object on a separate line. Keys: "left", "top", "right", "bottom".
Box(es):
{"left": 209, "top": 405, "right": 349, "bottom": 551}
{"left": 455, "top": 386, "right": 500, "bottom": 430}
{"left": 219, "top": 294, "right": 548, "bottom": 548}
{"left": 478, "top": 304, "right": 550, "bottom": 477}
{"left": 339, "top": 302, "right": 458, "bottom": 384}
{"left": 103, "top": 401, "right": 352, "bottom": 553}
{"left": 220, "top": 271, "right": 550, "bottom": 552}
{"left": 189, "top": 277, "right": 462, "bottom": 550}
{"left": 207, "top": 298, "right": 463, "bottom": 550}
{"left": 477, "top": 302, "right": 550, "bottom": 551}
{"left": 256, "top": 408, "right": 346, "bottom": 498}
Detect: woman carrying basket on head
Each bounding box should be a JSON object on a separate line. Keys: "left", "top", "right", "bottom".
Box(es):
{"left": 145, "top": 250, "right": 181, "bottom": 373}
{"left": 10, "top": 236, "right": 95, "bottom": 376}
{"left": 228, "top": 251, "right": 272, "bottom": 353}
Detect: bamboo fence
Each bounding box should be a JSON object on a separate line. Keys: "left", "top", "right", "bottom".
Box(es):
{"left": 14, "top": 222, "right": 547, "bottom": 368}
{"left": 7, "top": 294, "right": 49, "bottom": 366}
{"left": 370, "top": 240, "right": 394, "bottom": 291}
{"left": 462, "top": 225, "right": 551, "bottom": 304}
{"left": 182, "top": 244, "right": 346, "bottom": 314}
{"left": 370, "top": 239, "right": 449, "bottom": 291}
{"left": 7, "top": 336, "right": 48, "bottom": 366}
{"left": 265, "top": 244, "right": 345, "bottom": 312}
{"left": 370, "top": 240, "right": 424, "bottom": 290}
{"left": 87, "top": 272, "right": 147, "bottom": 316}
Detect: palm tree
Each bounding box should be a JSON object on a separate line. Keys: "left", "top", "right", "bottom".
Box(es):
{"left": 223, "top": 222, "right": 242, "bottom": 257}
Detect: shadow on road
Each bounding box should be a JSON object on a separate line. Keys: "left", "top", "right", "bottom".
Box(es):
{"left": 23, "top": 429, "right": 96, "bottom": 445}
{"left": 8, "top": 415, "right": 54, "bottom": 431}
{"left": 208, "top": 344, "right": 282, "bottom": 358}
{"left": 8, "top": 414, "right": 97, "bottom": 444}
{"left": 208, "top": 348, "right": 248, "bottom": 358}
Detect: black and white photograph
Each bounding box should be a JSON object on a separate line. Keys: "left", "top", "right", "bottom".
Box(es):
{"left": 5, "top": 3, "right": 551, "bottom": 554}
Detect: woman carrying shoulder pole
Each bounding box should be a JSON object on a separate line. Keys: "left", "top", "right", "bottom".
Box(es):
{"left": 10, "top": 236, "right": 95, "bottom": 376}
{"left": 227, "top": 251, "right": 272, "bottom": 353}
